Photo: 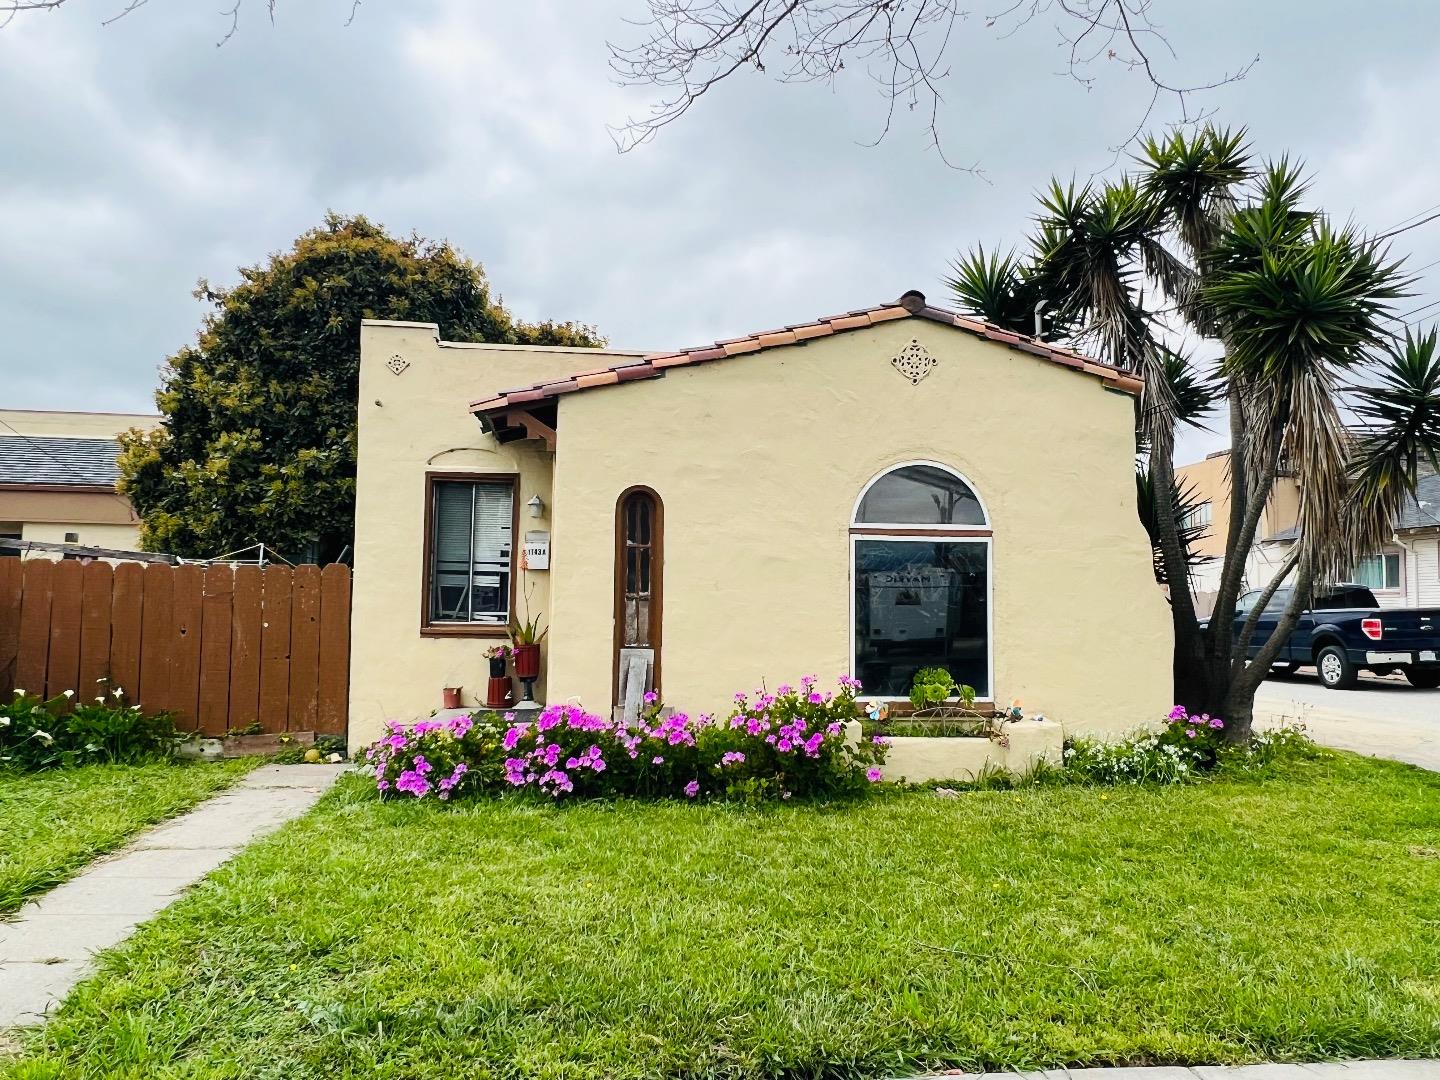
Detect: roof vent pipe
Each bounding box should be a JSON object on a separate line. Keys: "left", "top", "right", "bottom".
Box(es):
{"left": 1034, "top": 301, "right": 1048, "bottom": 340}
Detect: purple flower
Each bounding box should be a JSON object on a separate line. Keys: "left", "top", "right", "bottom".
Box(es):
{"left": 684, "top": 780, "right": 699, "bottom": 798}
{"left": 871, "top": 735, "right": 889, "bottom": 745}
{"left": 1209, "top": 716, "right": 1224, "bottom": 729}
{"left": 721, "top": 751, "right": 746, "bottom": 766}
{"left": 652, "top": 755, "right": 665, "bottom": 765}
{"left": 1185, "top": 728, "right": 1197, "bottom": 739}
{"left": 643, "top": 690, "right": 659, "bottom": 704}
{"left": 866, "top": 767, "right": 883, "bottom": 783}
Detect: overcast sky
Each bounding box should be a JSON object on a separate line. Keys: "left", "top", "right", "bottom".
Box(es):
{"left": 2, "top": 0, "right": 1437, "bottom": 463}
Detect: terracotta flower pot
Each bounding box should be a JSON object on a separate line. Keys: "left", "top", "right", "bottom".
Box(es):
{"left": 442, "top": 687, "right": 463, "bottom": 710}
{"left": 513, "top": 643, "right": 541, "bottom": 680}
{"left": 485, "top": 675, "right": 513, "bottom": 709}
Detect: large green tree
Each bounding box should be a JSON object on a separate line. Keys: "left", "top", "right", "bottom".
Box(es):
{"left": 947, "top": 128, "right": 1440, "bottom": 738}
{"left": 119, "top": 213, "right": 602, "bottom": 563}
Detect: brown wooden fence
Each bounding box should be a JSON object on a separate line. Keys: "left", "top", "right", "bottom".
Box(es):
{"left": 0, "top": 558, "right": 350, "bottom": 736}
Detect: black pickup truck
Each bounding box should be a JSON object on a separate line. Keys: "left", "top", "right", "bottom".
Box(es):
{"left": 1217, "top": 584, "right": 1440, "bottom": 689}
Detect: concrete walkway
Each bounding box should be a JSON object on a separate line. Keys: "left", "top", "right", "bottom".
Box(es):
{"left": 949, "top": 1063, "right": 1439, "bottom": 1078}
{"left": 0, "top": 764, "right": 344, "bottom": 1028}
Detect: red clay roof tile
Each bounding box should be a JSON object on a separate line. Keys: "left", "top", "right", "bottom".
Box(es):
{"left": 467, "top": 292, "right": 1142, "bottom": 416}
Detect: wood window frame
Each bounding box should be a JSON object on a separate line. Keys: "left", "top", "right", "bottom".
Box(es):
{"left": 420, "top": 471, "right": 520, "bottom": 638}
{"left": 612, "top": 485, "right": 664, "bottom": 703}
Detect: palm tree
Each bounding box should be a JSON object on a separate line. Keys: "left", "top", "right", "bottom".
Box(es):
{"left": 946, "top": 128, "right": 1440, "bottom": 738}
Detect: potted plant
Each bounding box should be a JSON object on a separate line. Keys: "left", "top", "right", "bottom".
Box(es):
{"left": 510, "top": 580, "right": 547, "bottom": 682}
{"left": 484, "top": 644, "right": 513, "bottom": 709}
{"left": 510, "top": 617, "right": 546, "bottom": 679}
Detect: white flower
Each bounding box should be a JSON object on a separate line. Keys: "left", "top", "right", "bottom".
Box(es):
{"left": 113, "top": 688, "right": 124, "bottom": 698}
{"left": 35, "top": 729, "right": 53, "bottom": 744}
{"left": 13, "top": 689, "right": 23, "bottom": 697}
{"left": 96, "top": 697, "right": 105, "bottom": 703}
{"left": 62, "top": 689, "right": 74, "bottom": 699}
{"left": 0, "top": 716, "right": 9, "bottom": 727}
{"left": 131, "top": 705, "right": 141, "bottom": 711}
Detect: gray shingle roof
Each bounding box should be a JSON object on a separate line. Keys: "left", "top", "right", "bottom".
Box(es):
{"left": 0, "top": 436, "right": 122, "bottom": 488}
{"left": 1396, "top": 470, "right": 1440, "bottom": 532}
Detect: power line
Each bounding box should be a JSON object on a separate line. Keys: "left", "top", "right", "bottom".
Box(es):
{"left": 1381, "top": 201, "right": 1440, "bottom": 236}
{"left": 1376, "top": 209, "right": 1440, "bottom": 242}
{"left": 1391, "top": 295, "right": 1440, "bottom": 324}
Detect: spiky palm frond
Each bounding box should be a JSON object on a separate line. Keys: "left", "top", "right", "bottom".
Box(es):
{"left": 1140, "top": 126, "right": 1253, "bottom": 336}
{"left": 1212, "top": 221, "right": 1410, "bottom": 382}
{"left": 1140, "top": 126, "right": 1253, "bottom": 260}
{"left": 1161, "top": 347, "right": 1219, "bottom": 429}
{"left": 1136, "top": 464, "right": 1211, "bottom": 586}
{"left": 944, "top": 246, "right": 1037, "bottom": 337}
{"left": 1031, "top": 178, "right": 1158, "bottom": 371}
{"left": 1344, "top": 328, "right": 1440, "bottom": 559}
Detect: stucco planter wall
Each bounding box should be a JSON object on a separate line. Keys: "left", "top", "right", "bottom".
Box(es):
{"left": 847, "top": 719, "right": 1064, "bottom": 783}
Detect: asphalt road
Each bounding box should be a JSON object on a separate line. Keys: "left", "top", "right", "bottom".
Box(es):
{"left": 1255, "top": 668, "right": 1440, "bottom": 770}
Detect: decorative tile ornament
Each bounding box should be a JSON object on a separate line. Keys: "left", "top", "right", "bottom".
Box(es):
{"left": 890, "top": 339, "right": 936, "bottom": 385}
{"left": 386, "top": 354, "right": 411, "bottom": 376}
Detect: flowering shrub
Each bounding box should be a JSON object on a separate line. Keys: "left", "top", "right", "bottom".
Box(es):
{"left": 0, "top": 684, "right": 181, "bottom": 772}
{"left": 362, "top": 676, "right": 887, "bottom": 803}
{"left": 366, "top": 712, "right": 509, "bottom": 800}
{"left": 1062, "top": 705, "right": 1226, "bottom": 785}
{"left": 701, "top": 675, "right": 886, "bottom": 801}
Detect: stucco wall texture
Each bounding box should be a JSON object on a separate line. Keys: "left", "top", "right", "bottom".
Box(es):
{"left": 349, "top": 317, "right": 1174, "bottom": 746}
{"left": 348, "top": 321, "right": 648, "bottom": 741}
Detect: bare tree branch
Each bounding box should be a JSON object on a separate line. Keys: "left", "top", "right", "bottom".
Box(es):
{"left": 609, "top": 0, "right": 1255, "bottom": 161}
{"left": 0, "top": 0, "right": 364, "bottom": 44}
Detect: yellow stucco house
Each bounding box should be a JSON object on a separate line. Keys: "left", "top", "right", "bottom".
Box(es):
{"left": 349, "top": 290, "right": 1172, "bottom": 749}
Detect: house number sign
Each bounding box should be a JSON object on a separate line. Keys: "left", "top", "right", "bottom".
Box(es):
{"left": 523, "top": 531, "right": 551, "bottom": 570}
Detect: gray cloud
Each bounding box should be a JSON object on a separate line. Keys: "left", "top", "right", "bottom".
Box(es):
{"left": 1, "top": 0, "right": 1437, "bottom": 468}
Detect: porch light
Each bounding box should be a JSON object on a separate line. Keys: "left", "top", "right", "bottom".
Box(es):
{"left": 527, "top": 495, "right": 545, "bottom": 519}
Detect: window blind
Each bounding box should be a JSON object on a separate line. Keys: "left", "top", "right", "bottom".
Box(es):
{"left": 430, "top": 480, "right": 513, "bottom": 623}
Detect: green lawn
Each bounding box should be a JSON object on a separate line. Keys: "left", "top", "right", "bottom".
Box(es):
{"left": 5, "top": 753, "right": 1439, "bottom": 1079}
{"left": 0, "top": 761, "right": 256, "bottom": 913}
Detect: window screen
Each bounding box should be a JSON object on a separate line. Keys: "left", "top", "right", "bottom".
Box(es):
{"left": 429, "top": 479, "right": 514, "bottom": 625}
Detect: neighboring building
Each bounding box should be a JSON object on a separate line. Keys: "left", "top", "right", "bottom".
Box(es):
{"left": 1176, "top": 449, "right": 1302, "bottom": 614}
{"left": 0, "top": 409, "right": 159, "bottom": 552}
{"left": 1176, "top": 448, "right": 1440, "bottom": 611}
{"left": 348, "top": 290, "right": 1173, "bottom": 747}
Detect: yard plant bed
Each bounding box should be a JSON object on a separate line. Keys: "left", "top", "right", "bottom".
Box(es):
{"left": 0, "top": 761, "right": 256, "bottom": 914}
{"left": 6, "top": 753, "right": 1440, "bottom": 1078}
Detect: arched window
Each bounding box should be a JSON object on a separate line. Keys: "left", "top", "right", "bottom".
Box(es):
{"left": 614, "top": 487, "right": 663, "bottom": 710}
{"left": 851, "top": 463, "right": 992, "bottom": 700}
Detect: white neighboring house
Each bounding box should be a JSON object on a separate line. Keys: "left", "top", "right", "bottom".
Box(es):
{"left": 0, "top": 409, "right": 160, "bottom": 554}
{"left": 1247, "top": 476, "right": 1440, "bottom": 609}
{"left": 1177, "top": 450, "right": 1440, "bottom": 612}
